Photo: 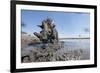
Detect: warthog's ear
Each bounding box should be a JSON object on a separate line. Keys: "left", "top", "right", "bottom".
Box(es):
{"left": 52, "top": 24, "right": 55, "bottom": 28}
{"left": 37, "top": 25, "right": 43, "bottom": 29}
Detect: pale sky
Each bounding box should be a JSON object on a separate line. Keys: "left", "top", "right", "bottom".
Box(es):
{"left": 21, "top": 10, "right": 90, "bottom": 38}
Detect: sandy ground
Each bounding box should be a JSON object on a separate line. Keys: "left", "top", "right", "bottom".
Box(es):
{"left": 21, "top": 34, "right": 90, "bottom": 63}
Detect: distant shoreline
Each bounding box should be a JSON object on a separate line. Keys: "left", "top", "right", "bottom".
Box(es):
{"left": 59, "top": 37, "right": 90, "bottom": 40}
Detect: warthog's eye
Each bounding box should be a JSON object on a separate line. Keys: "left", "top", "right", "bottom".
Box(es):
{"left": 48, "top": 30, "right": 51, "bottom": 33}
